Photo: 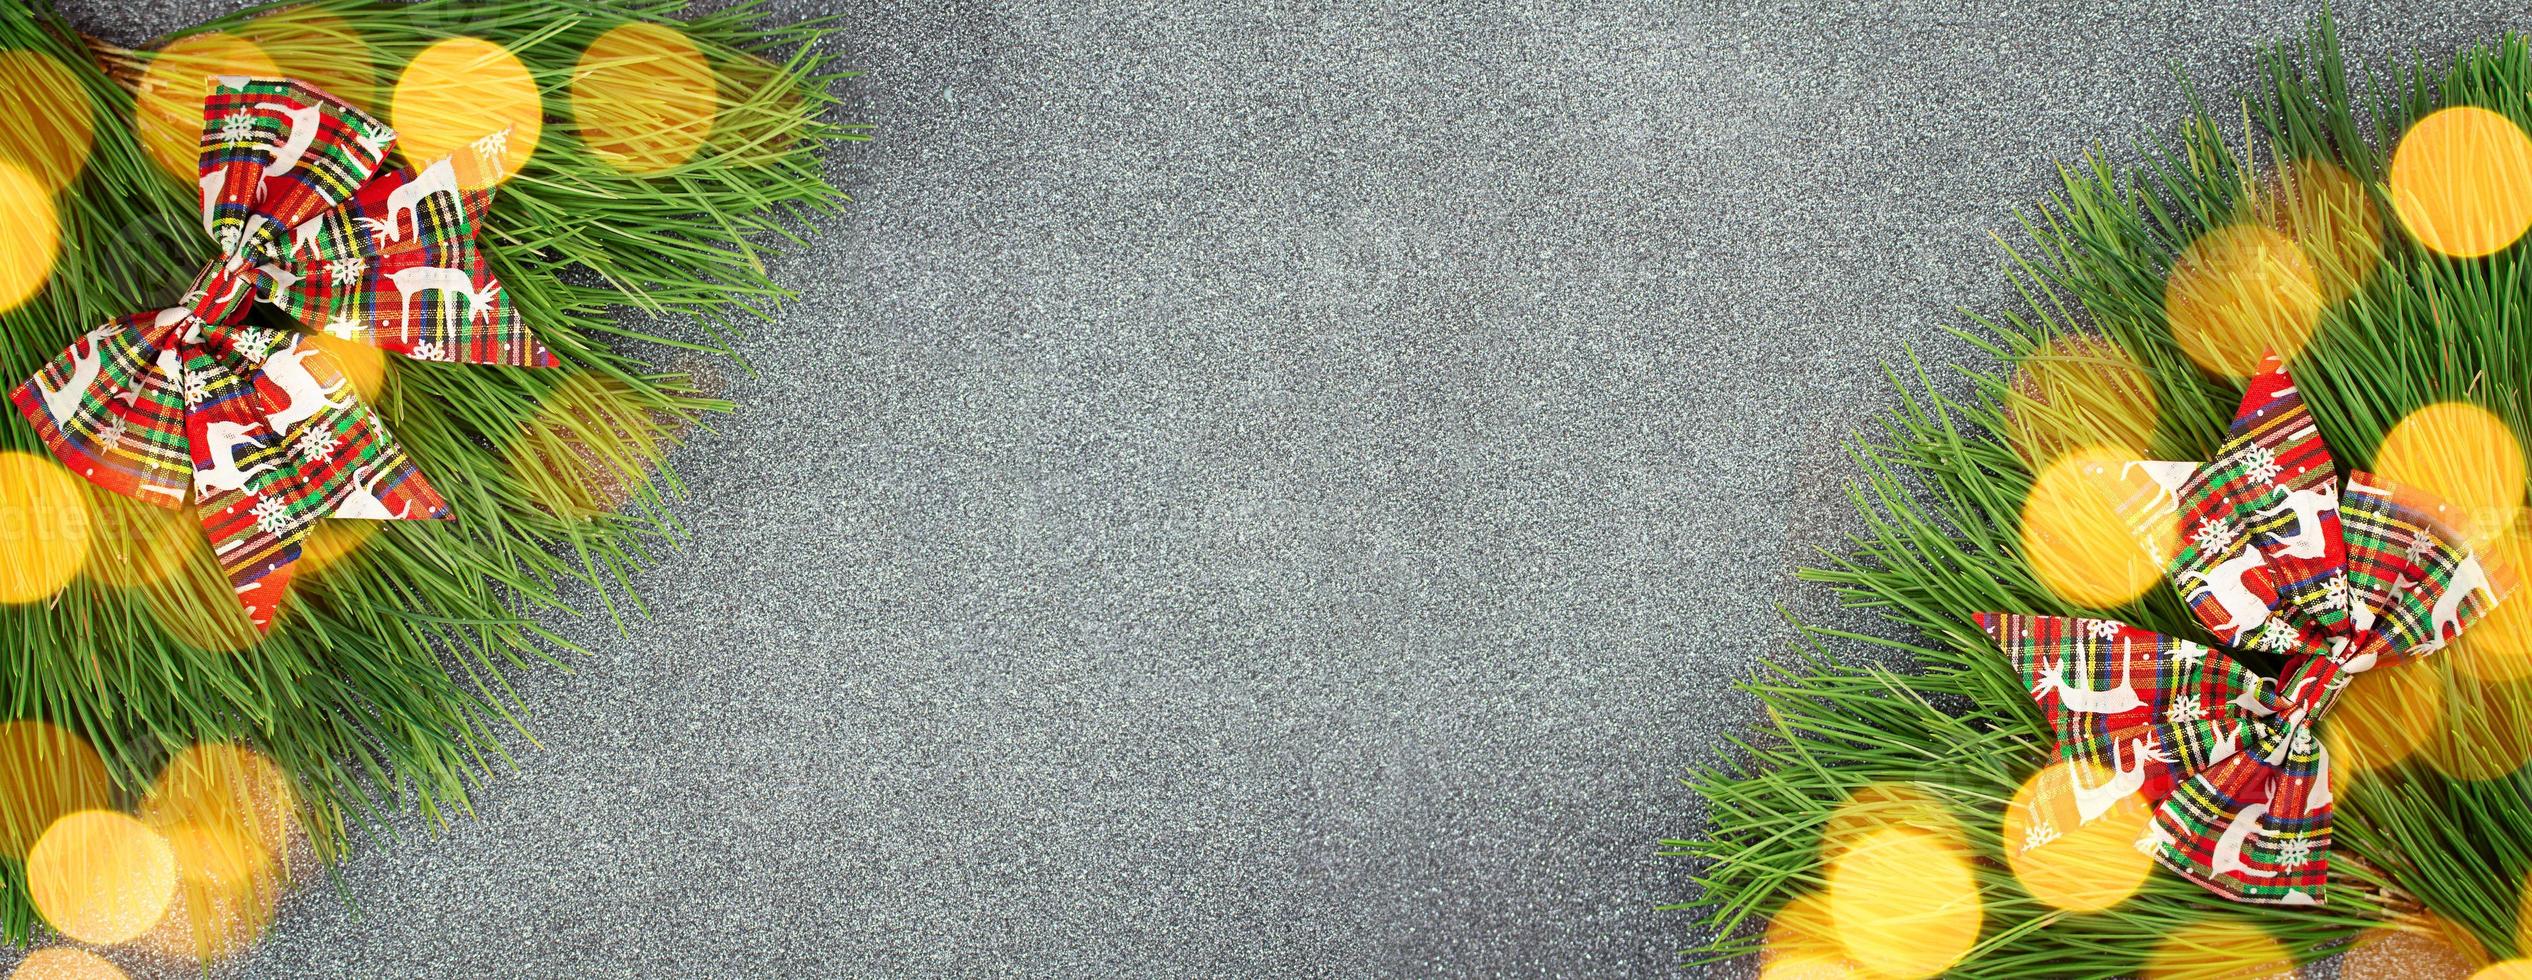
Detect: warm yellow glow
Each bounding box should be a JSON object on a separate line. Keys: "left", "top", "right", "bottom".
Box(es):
{"left": 1824, "top": 825, "right": 1982, "bottom": 979}
{"left": 84, "top": 491, "right": 196, "bottom": 590}
{"left": 2002, "top": 759, "right": 2154, "bottom": 911}
{"left": 573, "top": 22, "right": 718, "bottom": 174}
{"left": 25, "top": 811, "right": 177, "bottom": 945}
{"left": 304, "top": 332, "right": 386, "bottom": 403}
{"left": 2259, "top": 157, "right": 2385, "bottom": 306}
{"left": 140, "top": 820, "right": 282, "bottom": 964}
{"left": 2454, "top": 517, "right": 2532, "bottom": 683}
{"left": 2003, "top": 335, "right": 2159, "bottom": 467}
{"left": 2346, "top": 915, "right": 2484, "bottom": 979}
{"left": 2020, "top": 445, "right": 2180, "bottom": 609}
{"left": 2424, "top": 670, "right": 2532, "bottom": 781}
{"left": 240, "top": 9, "right": 375, "bottom": 111}
{"left": 2165, "top": 222, "right": 2324, "bottom": 377}
{"left": 135, "top": 33, "right": 282, "bottom": 182}
{"left": 1818, "top": 781, "right": 1959, "bottom": 865}
{"left": 142, "top": 744, "right": 297, "bottom": 862}
{"left": 0, "top": 449, "right": 92, "bottom": 603}
{"left": 2327, "top": 660, "right": 2443, "bottom": 774}
{"left": 2472, "top": 961, "right": 2532, "bottom": 980}
{"left": 1758, "top": 891, "right": 1867, "bottom": 980}
{"left": 0, "top": 162, "right": 61, "bottom": 316}
{"left": 2392, "top": 106, "right": 2532, "bottom": 259}
{"left": 507, "top": 372, "right": 689, "bottom": 520}
{"left": 392, "top": 38, "right": 542, "bottom": 189}
{"left": 2142, "top": 920, "right": 2297, "bottom": 979}
{"left": 2372, "top": 402, "right": 2526, "bottom": 549}
{"left": 0, "top": 50, "right": 95, "bottom": 193}
{"left": 6, "top": 948, "right": 127, "bottom": 980}
{"left": 0, "top": 720, "right": 110, "bottom": 861}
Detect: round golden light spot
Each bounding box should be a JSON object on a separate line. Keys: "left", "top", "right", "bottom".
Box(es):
{"left": 135, "top": 33, "right": 282, "bottom": 182}
{"left": 2372, "top": 401, "right": 2526, "bottom": 548}
{"left": 299, "top": 518, "right": 379, "bottom": 580}
{"left": 26, "top": 811, "right": 177, "bottom": 945}
{"left": 2453, "top": 518, "right": 2532, "bottom": 683}
{"left": 0, "top": 162, "right": 62, "bottom": 315}
{"left": 2142, "top": 921, "right": 2297, "bottom": 979}
{"left": 573, "top": 22, "right": 718, "bottom": 174}
{"left": 1818, "top": 781, "right": 1959, "bottom": 865}
{"left": 2259, "top": 157, "right": 2385, "bottom": 306}
{"left": 6, "top": 948, "right": 127, "bottom": 980}
{"left": 2392, "top": 106, "right": 2532, "bottom": 259}
{"left": 0, "top": 720, "right": 110, "bottom": 861}
{"left": 2423, "top": 670, "right": 2532, "bottom": 781}
{"left": 84, "top": 491, "right": 196, "bottom": 590}
{"left": 303, "top": 332, "right": 386, "bottom": 403}
{"left": 2347, "top": 915, "right": 2484, "bottom": 979}
{"left": 240, "top": 9, "right": 375, "bottom": 111}
{"left": 0, "top": 449, "right": 92, "bottom": 603}
{"left": 2474, "top": 962, "right": 2532, "bottom": 980}
{"left": 1758, "top": 891, "right": 1866, "bottom": 980}
{"left": 506, "top": 373, "right": 690, "bottom": 520}
{"left": 2327, "top": 660, "right": 2443, "bottom": 774}
{"left": 142, "top": 821, "right": 282, "bottom": 964}
{"left": 392, "top": 37, "right": 541, "bottom": 189}
{"left": 2165, "top": 222, "right": 2324, "bottom": 377}
{"left": 2021, "top": 445, "right": 2180, "bottom": 609}
{"left": 142, "top": 744, "right": 297, "bottom": 861}
{"left": 1825, "top": 825, "right": 1981, "bottom": 979}
{"left": 2002, "top": 759, "right": 2154, "bottom": 911}
{"left": 0, "top": 50, "right": 96, "bottom": 192}
{"left": 709, "top": 52, "right": 810, "bottom": 167}
{"left": 2004, "top": 335, "right": 2159, "bottom": 467}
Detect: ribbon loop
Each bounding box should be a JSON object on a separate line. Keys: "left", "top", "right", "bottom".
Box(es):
{"left": 1981, "top": 354, "right": 2504, "bottom": 905}
{"left": 9, "top": 76, "right": 553, "bottom": 632}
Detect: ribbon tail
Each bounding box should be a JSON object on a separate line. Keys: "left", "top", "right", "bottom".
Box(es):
{"left": 2148, "top": 719, "right": 2331, "bottom": 905}
{"left": 12, "top": 314, "right": 192, "bottom": 506}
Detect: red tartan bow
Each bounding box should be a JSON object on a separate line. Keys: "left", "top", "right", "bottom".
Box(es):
{"left": 10, "top": 77, "right": 553, "bottom": 632}
{"left": 1979, "top": 355, "right": 2502, "bottom": 905}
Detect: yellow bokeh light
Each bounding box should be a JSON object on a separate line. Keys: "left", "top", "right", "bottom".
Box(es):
{"left": 142, "top": 744, "right": 297, "bottom": 861}
{"left": 0, "top": 449, "right": 92, "bottom": 603}
{"left": 2327, "top": 660, "right": 2444, "bottom": 774}
{"left": 84, "top": 491, "right": 196, "bottom": 590}
{"left": 0, "top": 720, "right": 110, "bottom": 861}
{"left": 135, "top": 32, "right": 282, "bottom": 182}
{"left": 6, "top": 948, "right": 127, "bottom": 980}
{"left": 2259, "top": 157, "right": 2385, "bottom": 306}
{"left": 2003, "top": 334, "right": 2159, "bottom": 467}
{"left": 2020, "top": 445, "right": 2180, "bottom": 609}
{"left": 1825, "top": 825, "right": 1982, "bottom": 979}
{"left": 240, "top": 9, "right": 375, "bottom": 111}
{"left": 2165, "top": 222, "right": 2324, "bottom": 378}
{"left": 2143, "top": 921, "right": 2297, "bottom": 979}
{"left": 2423, "top": 670, "right": 2532, "bottom": 781}
{"left": 2391, "top": 106, "right": 2532, "bottom": 259}
{"left": 1818, "top": 781, "right": 1959, "bottom": 866}
{"left": 2002, "top": 759, "right": 2154, "bottom": 911}
{"left": 573, "top": 21, "right": 719, "bottom": 174}
{"left": 0, "top": 50, "right": 96, "bottom": 193}
{"left": 2372, "top": 401, "right": 2526, "bottom": 548}
{"left": 304, "top": 332, "right": 386, "bottom": 403}
{"left": 506, "top": 372, "right": 690, "bottom": 520}
{"left": 2474, "top": 962, "right": 2532, "bottom": 980}
{"left": 141, "top": 820, "right": 282, "bottom": 964}
{"left": 392, "top": 37, "right": 542, "bottom": 189}
{"left": 2453, "top": 517, "right": 2532, "bottom": 683}
{"left": 0, "top": 161, "right": 62, "bottom": 316}
{"left": 26, "top": 810, "right": 177, "bottom": 946}
{"left": 2346, "top": 915, "right": 2484, "bottom": 979}
{"left": 1759, "top": 891, "right": 1868, "bottom": 980}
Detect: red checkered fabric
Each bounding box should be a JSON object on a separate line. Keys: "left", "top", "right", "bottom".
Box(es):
{"left": 1980, "top": 354, "right": 2500, "bottom": 905}
{"left": 10, "top": 77, "right": 553, "bottom": 631}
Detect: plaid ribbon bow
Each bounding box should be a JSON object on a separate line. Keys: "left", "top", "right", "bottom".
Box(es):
{"left": 1978, "top": 355, "right": 2503, "bottom": 905}
{"left": 9, "top": 77, "right": 553, "bottom": 632}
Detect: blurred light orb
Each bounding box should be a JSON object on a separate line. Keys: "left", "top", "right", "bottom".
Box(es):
{"left": 573, "top": 21, "right": 719, "bottom": 174}
{"left": 2472, "top": 961, "right": 2532, "bottom": 980}
{"left": 2423, "top": 671, "right": 2532, "bottom": 781}
{"left": 143, "top": 744, "right": 298, "bottom": 861}
{"left": 2372, "top": 401, "right": 2526, "bottom": 549}
{"left": 144, "top": 820, "right": 282, "bottom": 964}
{"left": 2142, "top": 921, "right": 2297, "bottom": 979}
{"left": 2344, "top": 915, "right": 2483, "bottom": 979}
{"left": 2020, "top": 444, "right": 2179, "bottom": 609}
{"left": 0, "top": 450, "right": 92, "bottom": 603}
{"left": 1818, "top": 781, "right": 1957, "bottom": 865}
{"left": 2165, "top": 222, "right": 2323, "bottom": 378}
{"left": 2392, "top": 106, "right": 2532, "bottom": 259}
{"left": 2002, "top": 759, "right": 2154, "bottom": 911}
{"left": 7, "top": 948, "right": 127, "bottom": 980}
{"left": 2327, "top": 659, "right": 2444, "bottom": 775}
{"left": 0, "top": 720, "right": 110, "bottom": 860}
{"left": 84, "top": 490, "right": 196, "bottom": 590}
{"left": 1825, "top": 824, "right": 1981, "bottom": 979}
{"left": 0, "top": 162, "right": 61, "bottom": 316}
{"left": 2260, "top": 157, "right": 2385, "bottom": 305}
{"left": 393, "top": 37, "right": 542, "bottom": 189}
{"left": 1758, "top": 891, "right": 1866, "bottom": 980}
{"left": 26, "top": 810, "right": 178, "bottom": 945}
{"left": 2003, "top": 334, "right": 2159, "bottom": 467}
{"left": 136, "top": 32, "right": 281, "bottom": 182}
{"left": 2453, "top": 518, "right": 2532, "bottom": 683}
{"left": 0, "top": 50, "right": 96, "bottom": 192}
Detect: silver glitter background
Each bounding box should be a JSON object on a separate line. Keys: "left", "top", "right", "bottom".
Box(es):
{"left": 15, "top": 0, "right": 2522, "bottom": 976}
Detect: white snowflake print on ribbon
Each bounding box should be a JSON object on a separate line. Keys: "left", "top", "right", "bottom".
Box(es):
{"left": 408, "top": 340, "right": 449, "bottom": 362}
{"left": 2167, "top": 694, "right": 2203, "bottom": 725}
{"left": 324, "top": 316, "right": 361, "bottom": 340}
{"left": 2021, "top": 815, "right": 2060, "bottom": 854}
{"left": 2193, "top": 516, "right": 2240, "bottom": 552}
{"left": 328, "top": 259, "right": 366, "bottom": 287}
{"left": 2239, "top": 444, "right": 2282, "bottom": 484}
{"left": 179, "top": 367, "right": 208, "bottom": 407}
{"left": 217, "top": 110, "right": 256, "bottom": 145}
{"left": 2083, "top": 618, "right": 2120, "bottom": 640}
{"left": 250, "top": 495, "right": 293, "bottom": 536}
{"left": 230, "top": 327, "right": 279, "bottom": 363}
{"left": 2276, "top": 836, "right": 2313, "bottom": 869}
{"left": 2170, "top": 641, "right": 2208, "bottom": 665}
{"left": 2255, "top": 620, "right": 2299, "bottom": 653}
{"left": 292, "top": 426, "right": 338, "bottom": 462}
